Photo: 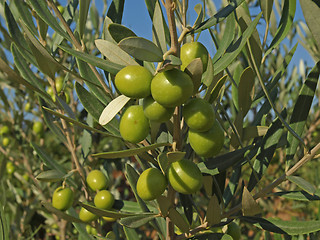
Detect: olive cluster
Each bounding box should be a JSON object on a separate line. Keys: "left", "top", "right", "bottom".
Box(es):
{"left": 116, "top": 42, "right": 224, "bottom": 158}
{"left": 136, "top": 159, "right": 203, "bottom": 201}
{"left": 52, "top": 170, "right": 116, "bottom": 224}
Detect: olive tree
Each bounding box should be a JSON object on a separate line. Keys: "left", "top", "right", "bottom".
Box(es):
{"left": 1, "top": 0, "right": 320, "bottom": 239}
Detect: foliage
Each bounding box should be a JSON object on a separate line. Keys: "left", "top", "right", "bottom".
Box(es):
{"left": 0, "top": 0, "right": 320, "bottom": 239}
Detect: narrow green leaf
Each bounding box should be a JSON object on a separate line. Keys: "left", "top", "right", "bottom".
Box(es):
{"left": 0, "top": 58, "right": 49, "bottom": 100}
{"left": 78, "top": 0, "right": 90, "bottom": 38}
{"left": 118, "top": 37, "right": 163, "bottom": 62}
{"left": 223, "top": 167, "right": 241, "bottom": 207}
{"left": 42, "top": 203, "right": 83, "bottom": 223}
{"left": 213, "top": 13, "right": 262, "bottom": 75}
{"left": 208, "top": 75, "right": 228, "bottom": 104}
{"left": 255, "top": 43, "right": 298, "bottom": 101}
{"left": 11, "top": 0, "right": 37, "bottom": 36}
{"left": 211, "top": 13, "right": 236, "bottom": 64}
{"left": 51, "top": 0, "right": 78, "bottom": 52}
{"left": 152, "top": 1, "right": 167, "bottom": 53}
{"left": 21, "top": 23, "right": 59, "bottom": 79}
{"left": 242, "top": 216, "right": 320, "bottom": 235}
{"left": 263, "top": 0, "right": 296, "bottom": 60}
{"left": 95, "top": 39, "right": 138, "bottom": 66}
{"left": 4, "top": 3, "right": 35, "bottom": 65}
{"left": 301, "top": 0, "right": 320, "bottom": 51}
{"left": 286, "top": 61, "right": 320, "bottom": 166}
{"left": 247, "top": 109, "right": 286, "bottom": 191}
{"left": 198, "top": 146, "right": 252, "bottom": 175}
{"left": 98, "top": 95, "right": 130, "bottom": 126}
{"left": 31, "top": 142, "right": 66, "bottom": 174}
{"left": 75, "top": 82, "right": 120, "bottom": 136}
{"left": 188, "top": 233, "right": 233, "bottom": 240}
{"left": 242, "top": 126, "right": 268, "bottom": 142}
{"left": 242, "top": 187, "right": 261, "bottom": 216}
{"left": 193, "top": 4, "right": 204, "bottom": 28}
{"left": 40, "top": 98, "right": 67, "bottom": 143}
{"left": 168, "top": 208, "right": 190, "bottom": 233}
{"left": 27, "top": 0, "right": 71, "bottom": 41}
{"left": 108, "top": 23, "right": 137, "bottom": 43}
{"left": 107, "top": 0, "right": 125, "bottom": 24}
{"left": 238, "top": 67, "right": 255, "bottom": 116}
{"left": 59, "top": 45, "right": 124, "bottom": 75}
{"left": 37, "top": 13, "right": 48, "bottom": 41}
{"left": 11, "top": 44, "right": 47, "bottom": 94}
{"left": 76, "top": 59, "right": 111, "bottom": 105}
{"left": 260, "top": 0, "right": 274, "bottom": 25}
{"left": 237, "top": 3, "right": 262, "bottom": 68}
{"left": 145, "top": 0, "right": 170, "bottom": 46}
{"left": 92, "top": 142, "right": 170, "bottom": 159}
{"left": 113, "top": 200, "right": 153, "bottom": 213}
{"left": 193, "top": 0, "right": 245, "bottom": 33}
{"left": 0, "top": 204, "right": 9, "bottom": 240}
{"left": 42, "top": 107, "right": 120, "bottom": 138}
{"left": 79, "top": 202, "right": 154, "bottom": 219}
{"left": 123, "top": 226, "right": 140, "bottom": 240}
{"left": 184, "top": 58, "right": 203, "bottom": 95}
{"left": 119, "top": 215, "right": 158, "bottom": 228}
{"left": 272, "top": 190, "right": 320, "bottom": 201}
{"left": 36, "top": 170, "right": 66, "bottom": 182}
{"left": 166, "top": 151, "right": 186, "bottom": 162}
{"left": 206, "top": 195, "right": 221, "bottom": 225}
{"left": 287, "top": 176, "right": 317, "bottom": 195}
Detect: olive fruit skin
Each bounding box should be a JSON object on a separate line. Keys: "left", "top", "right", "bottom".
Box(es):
{"left": 0, "top": 125, "right": 10, "bottom": 135}
{"left": 188, "top": 120, "right": 224, "bottom": 158}
{"left": 226, "top": 222, "right": 241, "bottom": 240}
{"left": 33, "top": 121, "right": 43, "bottom": 135}
{"left": 79, "top": 207, "right": 98, "bottom": 222}
{"left": 115, "top": 65, "right": 153, "bottom": 99}
{"left": 94, "top": 190, "right": 115, "bottom": 210}
{"left": 2, "top": 137, "right": 10, "bottom": 147}
{"left": 143, "top": 96, "right": 174, "bottom": 122}
{"left": 55, "top": 76, "right": 64, "bottom": 93}
{"left": 167, "top": 159, "right": 203, "bottom": 194}
{"left": 6, "top": 162, "right": 15, "bottom": 175}
{"left": 86, "top": 170, "right": 109, "bottom": 191}
{"left": 151, "top": 68, "right": 194, "bottom": 107}
{"left": 183, "top": 98, "right": 215, "bottom": 132}
{"left": 180, "top": 42, "right": 208, "bottom": 71}
{"left": 119, "top": 105, "right": 149, "bottom": 143}
{"left": 136, "top": 168, "right": 167, "bottom": 201}
{"left": 24, "top": 102, "right": 31, "bottom": 112}
{"left": 52, "top": 187, "right": 74, "bottom": 211}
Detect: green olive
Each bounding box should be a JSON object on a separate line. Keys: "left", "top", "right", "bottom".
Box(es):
{"left": 119, "top": 105, "right": 149, "bottom": 143}
{"left": 188, "top": 120, "right": 224, "bottom": 158}
{"left": 183, "top": 98, "right": 215, "bottom": 132}
{"left": 180, "top": 42, "right": 208, "bottom": 71}
{"left": 115, "top": 65, "right": 153, "bottom": 99}
{"left": 86, "top": 170, "right": 109, "bottom": 191}
{"left": 136, "top": 168, "right": 167, "bottom": 201}
{"left": 167, "top": 159, "right": 203, "bottom": 194}
{"left": 94, "top": 190, "right": 115, "bottom": 210}
{"left": 143, "top": 96, "right": 174, "bottom": 122}
{"left": 151, "top": 68, "right": 194, "bottom": 107}
{"left": 52, "top": 187, "right": 74, "bottom": 211}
